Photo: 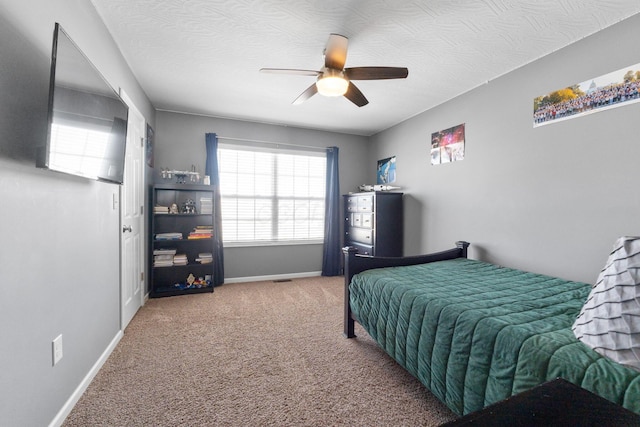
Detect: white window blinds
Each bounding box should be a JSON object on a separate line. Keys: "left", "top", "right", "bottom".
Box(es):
{"left": 218, "top": 143, "right": 326, "bottom": 245}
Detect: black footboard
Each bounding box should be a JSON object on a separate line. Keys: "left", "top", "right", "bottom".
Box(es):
{"left": 343, "top": 241, "right": 470, "bottom": 338}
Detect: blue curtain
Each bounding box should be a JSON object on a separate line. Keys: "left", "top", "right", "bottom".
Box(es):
{"left": 322, "top": 146, "right": 341, "bottom": 276}
{"left": 205, "top": 133, "right": 225, "bottom": 286}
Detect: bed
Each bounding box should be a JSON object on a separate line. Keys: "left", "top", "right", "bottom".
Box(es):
{"left": 342, "top": 242, "right": 640, "bottom": 416}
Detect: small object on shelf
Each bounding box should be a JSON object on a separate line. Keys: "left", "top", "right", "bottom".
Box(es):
{"left": 175, "top": 173, "right": 187, "bottom": 184}
{"left": 170, "top": 274, "right": 211, "bottom": 290}
{"left": 169, "top": 203, "right": 179, "bottom": 214}
{"left": 189, "top": 165, "right": 198, "bottom": 183}
{"left": 358, "top": 184, "right": 402, "bottom": 192}
{"left": 181, "top": 198, "right": 197, "bottom": 214}
{"left": 186, "top": 273, "right": 196, "bottom": 286}
{"left": 161, "top": 168, "right": 201, "bottom": 184}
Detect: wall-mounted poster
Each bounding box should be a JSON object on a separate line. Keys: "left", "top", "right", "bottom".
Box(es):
{"left": 377, "top": 156, "right": 396, "bottom": 184}
{"left": 533, "top": 63, "right": 640, "bottom": 127}
{"left": 146, "top": 124, "right": 154, "bottom": 167}
{"left": 431, "top": 123, "right": 465, "bottom": 166}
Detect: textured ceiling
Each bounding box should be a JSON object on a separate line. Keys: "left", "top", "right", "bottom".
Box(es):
{"left": 90, "top": 0, "right": 640, "bottom": 136}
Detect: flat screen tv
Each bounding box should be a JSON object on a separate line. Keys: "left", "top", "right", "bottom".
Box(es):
{"left": 37, "top": 23, "right": 129, "bottom": 184}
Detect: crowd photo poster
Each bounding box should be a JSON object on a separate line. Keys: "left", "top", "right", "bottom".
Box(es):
{"left": 533, "top": 63, "right": 640, "bottom": 127}
{"left": 431, "top": 123, "right": 465, "bottom": 165}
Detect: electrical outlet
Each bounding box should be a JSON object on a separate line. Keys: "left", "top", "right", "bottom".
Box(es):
{"left": 52, "top": 334, "right": 63, "bottom": 366}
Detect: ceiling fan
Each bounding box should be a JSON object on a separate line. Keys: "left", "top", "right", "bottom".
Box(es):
{"left": 260, "top": 34, "right": 408, "bottom": 107}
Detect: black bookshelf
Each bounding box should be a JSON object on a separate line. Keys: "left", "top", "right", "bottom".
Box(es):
{"left": 149, "top": 184, "right": 217, "bottom": 297}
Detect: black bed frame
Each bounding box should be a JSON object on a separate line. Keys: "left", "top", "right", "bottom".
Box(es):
{"left": 343, "top": 241, "right": 470, "bottom": 338}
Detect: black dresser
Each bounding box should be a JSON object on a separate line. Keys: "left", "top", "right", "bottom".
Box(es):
{"left": 343, "top": 192, "right": 403, "bottom": 257}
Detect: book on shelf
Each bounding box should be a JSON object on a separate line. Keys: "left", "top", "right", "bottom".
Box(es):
{"left": 194, "top": 225, "right": 213, "bottom": 230}
{"left": 188, "top": 225, "right": 213, "bottom": 239}
{"left": 155, "top": 232, "right": 183, "bottom": 240}
{"left": 153, "top": 248, "right": 178, "bottom": 267}
{"left": 154, "top": 205, "right": 169, "bottom": 214}
{"left": 188, "top": 234, "right": 212, "bottom": 239}
{"left": 196, "top": 252, "right": 213, "bottom": 264}
{"left": 200, "top": 197, "right": 213, "bottom": 215}
{"left": 153, "top": 248, "right": 177, "bottom": 256}
{"left": 173, "top": 253, "right": 188, "bottom": 265}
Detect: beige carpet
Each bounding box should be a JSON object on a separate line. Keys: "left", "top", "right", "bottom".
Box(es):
{"left": 63, "top": 276, "right": 457, "bottom": 426}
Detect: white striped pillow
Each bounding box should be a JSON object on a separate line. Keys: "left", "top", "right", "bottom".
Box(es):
{"left": 573, "top": 236, "right": 640, "bottom": 372}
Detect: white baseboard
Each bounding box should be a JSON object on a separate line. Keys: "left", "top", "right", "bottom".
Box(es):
{"left": 224, "top": 271, "right": 322, "bottom": 284}
{"left": 49, "top": 330, "right": 124, "bottom": 427}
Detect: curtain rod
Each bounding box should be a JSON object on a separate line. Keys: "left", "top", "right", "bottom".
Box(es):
{"left": 216, "top": 135, "right": 328, "bottom": 152}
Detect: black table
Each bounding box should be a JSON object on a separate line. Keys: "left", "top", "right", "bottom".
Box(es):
{"left": 441, "top": 378, "right": 640, "bottom": 426}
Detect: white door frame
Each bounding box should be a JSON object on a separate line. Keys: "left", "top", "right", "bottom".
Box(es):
{"left": 119, "top": 89, "right": 146, "bottom": 330}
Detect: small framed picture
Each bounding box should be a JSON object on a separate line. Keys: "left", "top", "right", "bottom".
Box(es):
{"left": 377, "top": 156, "right": 396, "bottom": 184}
{"left": 146, "top": 124, "right": 154, "bottom": 167}
{"left": 431, "top": 123, "right": 465, "bottom": 165}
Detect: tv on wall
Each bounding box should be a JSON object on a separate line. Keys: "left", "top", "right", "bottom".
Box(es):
{"left": 36, "top": 23, "right": 129, "bottom": 184}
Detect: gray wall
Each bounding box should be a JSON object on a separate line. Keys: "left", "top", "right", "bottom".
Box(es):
{"left": 154, "top": 111, "right": 369, "bottom": 279}
{"left": 0, "top": 0, "right": 154, "bottom": 425}
{"left": 370, "top": 13, "right": 640, "bottom": 284}
{"left": 2, "top": 1, "right": 637, "bottom": 423}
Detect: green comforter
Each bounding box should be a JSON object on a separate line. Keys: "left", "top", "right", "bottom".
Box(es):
{"left": 349, "top": 258, "right": 640, "bottom": 416}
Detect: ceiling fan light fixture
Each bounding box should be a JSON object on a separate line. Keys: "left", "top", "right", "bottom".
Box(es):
{"left": 262, "top": 35, "right": 407, "bottom": 106}
{"left": 316, "top": 68, "right": 348, "bottom": 96}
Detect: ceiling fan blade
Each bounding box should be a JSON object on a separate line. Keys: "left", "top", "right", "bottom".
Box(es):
{"left": 260, "top": 68, "right": 320, "bottom": 76}
{"left": 324, "top": 34, "right": 348, "bottom": 70}
{"left": 292, "top": 83, "right": 318, "bottom": 105}
{"left": 344, "top": 82, "right": 368, "bottom": 107}
{"left": 344, "top": 67, "right": 409, "bottom": 80}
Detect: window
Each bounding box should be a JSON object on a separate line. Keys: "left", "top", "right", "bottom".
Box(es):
{"left": 218, "top": 144, "right": 326, "bottom": 245}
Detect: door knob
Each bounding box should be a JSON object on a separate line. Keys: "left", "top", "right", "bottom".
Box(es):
{"left": 122, "top": 225, "right": 132, "bottom": 233}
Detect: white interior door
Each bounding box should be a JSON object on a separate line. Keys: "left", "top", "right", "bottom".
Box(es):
{"left": 120, "top": 90, "right": 145, "bottom": 329}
